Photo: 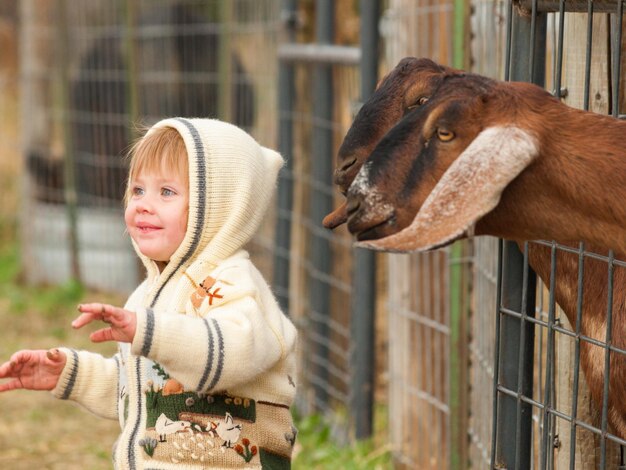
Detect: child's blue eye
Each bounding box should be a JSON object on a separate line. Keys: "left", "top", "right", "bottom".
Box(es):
{"left": 132, "top": 186, "right": 144, "bottom": 196}
{"left": 162, "top": 188, "right": 176, "bottom": 197}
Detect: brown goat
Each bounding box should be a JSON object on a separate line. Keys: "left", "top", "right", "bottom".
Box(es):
{"left": 344, "top": 70, "right": 626, "bottom": 437}
{"left": 322, "top": 57, "right": 460, "bottom": 229}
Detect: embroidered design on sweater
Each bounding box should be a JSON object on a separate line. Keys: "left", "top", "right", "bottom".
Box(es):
{"left": 155, "top": 413, "right": 191, "bottom": 442}
{"left": 211, "top": 412, "right": 242, "bottom": 448}
{"left": 234, "top": 438, "right": 258, "bottom": 463}
{"left": 190, "top": 275, "right": 226, "bottom": 309}
{"left": 138, "top": 374, "right": 293, "bottom": 468}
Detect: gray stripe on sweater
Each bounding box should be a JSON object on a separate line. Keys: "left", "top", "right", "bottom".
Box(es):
{"left": 128, "top": 357, "right": 143, "bottom": 470}
{"left": 60, "top": 349, "right": 80, "bottom": 400}
{"left": 197, "top": 319, "right": 215, "bottom": 391}
{"left": 150, "top": 118, "right": 206, "bottom": 307}
{"left": 130, "top": 118, "right": 206, "bottom": 468}
{"left": 113, "top": 355, "right": 120, "bottom": 413}
{"left": 140, "top": 308, "right": 155, "bottom": 357}
{"left": 206, "top": 319, "right": 224, "bottom": 391}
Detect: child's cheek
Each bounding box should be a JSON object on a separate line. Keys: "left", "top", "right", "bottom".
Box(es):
{"left": 124, "top": 205, "right": 134, "bottom": 232}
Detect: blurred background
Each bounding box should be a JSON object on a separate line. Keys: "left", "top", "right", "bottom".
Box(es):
{"left": 1, "top": 0, "right": 625, "bottom": 469}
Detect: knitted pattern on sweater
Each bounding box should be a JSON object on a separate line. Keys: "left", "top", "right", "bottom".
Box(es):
{"left": 52, "top": 119, "right": 298, "bottom": 469}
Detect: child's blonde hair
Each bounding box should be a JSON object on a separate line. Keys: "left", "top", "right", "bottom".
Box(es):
{"left": 125, "top": 125, "right": 189, "bottom": 205}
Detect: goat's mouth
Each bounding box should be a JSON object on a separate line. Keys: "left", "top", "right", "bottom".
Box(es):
{"left": 347, "top": 212, "right": 397, "bottom": 241}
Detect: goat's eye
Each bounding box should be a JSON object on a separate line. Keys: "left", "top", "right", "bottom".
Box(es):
{"left": 437, "top": 128, "right": 455, "bottom": 142}
{"left": 407, "top": 96, "right": 429, "bottom": 110}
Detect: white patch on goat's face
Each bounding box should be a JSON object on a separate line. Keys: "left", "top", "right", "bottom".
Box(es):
{"left": 351, "top": 160, "right": 373, "bottom": 194}
{"left": 362, "top": 189, "right": 396, "bottom": 222}
{"left": 356, "top": 126, "right": 539, "bottom": 252}
{"left": 349, "top": 159, "right": 395, "bottom": 225}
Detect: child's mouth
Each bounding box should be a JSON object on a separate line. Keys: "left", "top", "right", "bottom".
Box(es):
{"left": 137, "top": 223, "right": 160, "bottom": 233}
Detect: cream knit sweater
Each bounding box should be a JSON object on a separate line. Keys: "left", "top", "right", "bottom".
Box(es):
{"left": 51, "top": 119, "right": 298, "bottom": 469}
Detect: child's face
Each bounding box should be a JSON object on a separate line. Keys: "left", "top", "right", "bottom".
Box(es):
{"left": 125, "top": 168, "right": 189, "bottom": 264}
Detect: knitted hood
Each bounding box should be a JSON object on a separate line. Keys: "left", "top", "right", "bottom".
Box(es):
{"left": 132, "top": 118, "right": 284, "bottom": 278}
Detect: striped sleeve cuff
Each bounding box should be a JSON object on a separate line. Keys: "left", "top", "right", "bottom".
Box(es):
{"left": 131, "top": 307, "right": 156, "bottom": 358}
{"left": 50, "top": 347, "right": 79, "bottom": 400}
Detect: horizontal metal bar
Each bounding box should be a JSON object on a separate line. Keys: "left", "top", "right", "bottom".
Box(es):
{"left": 531, "top": 239, "right": 626, "bottom": 268}
{"left": 496, "top": 384, "right": 626, "bottom": 446}
{"left": 499, "top": 306, "right": 626, "bottom": 356}
{"left": 515, "top": 0, "right": 622, "bottom": 13}
{"left": 278, "top": 43, "right": 361, "bottom": 65}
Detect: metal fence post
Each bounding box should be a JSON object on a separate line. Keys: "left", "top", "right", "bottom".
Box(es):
{"left": 56, "top": 0, "right": 81, "bottom": 282}
{"left": 492, "top": 4, "right": 546, "bottom": 468}
{"left": 349, "top": 0, "right": 380, "bottom": 440}
{"left": 309, "top": 0, "right": 334, "bottom": 408}
{"left": 218, "top": 1, "right": 233, "bottom": 123}
{"left": 274, "top": 0, "right": 298, "bottom": 313}
{"left": 450, "top": 0, "right": 470, "bottom": 465}
{"left": 123, "top": 0, "right": 140, "bottom": 141}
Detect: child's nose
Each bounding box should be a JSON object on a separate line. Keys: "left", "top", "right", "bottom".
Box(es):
{"left": 135, "top": 195, "right": 155, "bottom": 213}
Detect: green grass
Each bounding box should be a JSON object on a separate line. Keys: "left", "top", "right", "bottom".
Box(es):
{"left": 292, "top": 411, "right": 392, "bottom": 469}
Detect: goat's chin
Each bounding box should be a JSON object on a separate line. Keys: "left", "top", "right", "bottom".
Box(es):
{"left": 349, "top": 215, "right": 401, "bottom": 241}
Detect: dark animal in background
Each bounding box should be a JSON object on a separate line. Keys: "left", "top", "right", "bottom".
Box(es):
{"left": 28, "top": 3, "right": 255, "bottom": 206}
{"left": 339, "top": 66, "right": 626, "bottom": 437}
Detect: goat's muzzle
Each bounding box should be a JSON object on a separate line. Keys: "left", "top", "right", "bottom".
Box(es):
{"left": 346, "top": 187, "right": 397, "bottom": 241}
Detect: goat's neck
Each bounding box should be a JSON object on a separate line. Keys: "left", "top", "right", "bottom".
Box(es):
{"left": 479, "top": 108, "right": 626, "bottom": 254}
{"left": 525, "top": 240, "right": 626, "bottom": 437}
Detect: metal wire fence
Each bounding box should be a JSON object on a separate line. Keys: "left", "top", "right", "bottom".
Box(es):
{"left": 20, "top": 0, "right": 279, "bottom": 293}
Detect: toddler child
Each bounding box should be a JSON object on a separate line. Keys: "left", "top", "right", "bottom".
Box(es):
{"left": 0, "top": 118, "right": 298, "bottom": 469}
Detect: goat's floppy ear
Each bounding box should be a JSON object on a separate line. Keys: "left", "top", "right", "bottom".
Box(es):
{"left": 357, "top": 126, "right": 538, "bottom": 252}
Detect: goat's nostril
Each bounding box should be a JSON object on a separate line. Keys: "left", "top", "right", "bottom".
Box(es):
{"left": 339, "top": 157, "right": 357, "bottom": 172}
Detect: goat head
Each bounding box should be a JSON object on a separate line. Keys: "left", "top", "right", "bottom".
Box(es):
{"left": 323, "top": 57, "right": 460, "bottom": 229}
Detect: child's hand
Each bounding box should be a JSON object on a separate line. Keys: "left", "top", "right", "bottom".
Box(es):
{"left": 0, "top": 348, "right": 66, "bottom": 392}
{"left": 73, "top": 303, "right": 137, "bottom": 343}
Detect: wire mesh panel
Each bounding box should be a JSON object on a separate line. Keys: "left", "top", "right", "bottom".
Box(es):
{"left": 467, "top": 237, "right": 499, "bottom": 468}
{"left": 381, "top": 0, "right": 465, "bottom": 468}
{"left": 273, "top": 1, "right": 388, "bottom": 442}
{"left": 387, "top": 250, "right": 454, "bottom": 469}
{"left": 467, "top": 2, "right": 509, "bottom": 466}
{"left": 280, "top": 53, "right": 362, "bottom": 439}
{"left": 20, "top": 0, "right": 281, "bottom": 293}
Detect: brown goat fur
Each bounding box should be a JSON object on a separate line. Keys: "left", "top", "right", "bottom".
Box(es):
{"left": 331, "top": 59, "right": 626, "bottom": 437}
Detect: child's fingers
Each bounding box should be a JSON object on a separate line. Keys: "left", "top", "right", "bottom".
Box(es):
{"left": 89, "top": 327, "right": 116, "bottom": 343}
{"left": 71, "top": 312, "right": 98, "bottom": 329}
{"left": 0, "top": 378, "right": 23, "bottom": 392}
{"left": 46, "top": 348, "right": 65, "bottom": 365}
{"left": 0, "top": 360, "right": 14, "bottom": 378}
{"left": 0, "top": 352, "right": 30, "bottom": 382}
{"left": 75, "top": 303, "right": 127, "bottom": 328}
{"left": 77, "top": 302, "right": 110, "bottom": 316}
{"left": 8, "top": 350, "right": 34, "bottom": 368}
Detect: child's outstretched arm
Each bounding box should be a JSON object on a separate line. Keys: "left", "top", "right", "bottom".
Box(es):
{"left": 0, "top": 348, "right": 66, "bottom": 392}
{"left": 72, "top": 302, "right": 136, "bottom": 343}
